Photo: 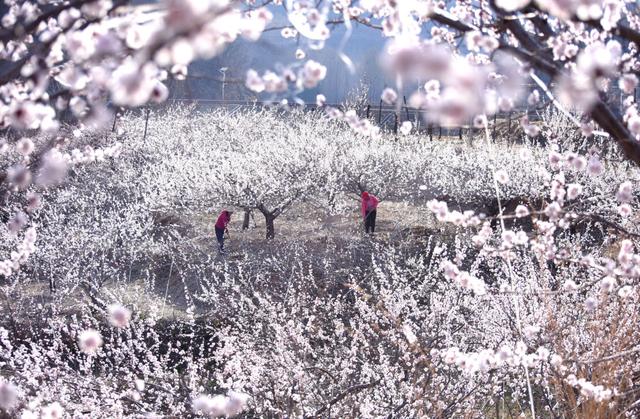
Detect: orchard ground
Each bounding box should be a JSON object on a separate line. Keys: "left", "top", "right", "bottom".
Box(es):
{"left": 35, "top": 198, "right": 448, "bottom": 318}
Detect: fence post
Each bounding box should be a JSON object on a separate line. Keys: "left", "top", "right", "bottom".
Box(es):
{"left": 366, "top": 104, "right": 370, "bottom": 119}
{"left": 492, "top": 113, "right": 497, "bottom": 141}
{"left": 429, "top": 123, "right": 433, "bottom": 141}
{"left": 378, "top": 100, "right": 382, "bottom": 124}
{"left": 438, "top": 126, "right": 442, "bottom": 139}
{"left": 506, "top": 111, "right": 512, "bottom": 139}
{"left": 393, "top": 113, "right": 398, "bottom": 135}
{"left": 142, "top": 107, "right": 151, "bottom": 143}
{"left": 403, "top": 96, "right": 410, "bottom": 121}
{"left": 111, "top": 110, "right": 118, "bottom": 132}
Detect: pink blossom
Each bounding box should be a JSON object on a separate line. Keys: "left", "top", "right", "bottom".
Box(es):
{"left": 619, "top": 74, "right": 638, "bottom": 94}
{"left": 627, "top": 114, "right": 640, "bottom": 136}
{"left": 441, "top": 260, "right": 459, "bottom": 280}
{"left": 616, "top": 181, "right": 633, "bottom": 202}
{"left": 15, "top": 137, "right": 34, "bottom": 156}
{"left": 110, "top": 60, "right": 158, "bottom": 106}
{"left": 7, "top": 211, "right": 28, "bottom": 235}
{"left": 108, "top": 304, "right": 131, "bottom": 328}
{"left": 601, "top": 276, "right": 616, "bottom": 292}
{"left": 26, "top": 192, "right": 42, "bottom": 212}
{"left": 580, "top": 121, "right": 594, "bottom": 137}
{"left": 381, "top": 87, "right": 398, "bottom": 105}
{"left": 193, "top": 392, "right": 249, "bottom": 417}
{"left": 55, "top": 66, "right": 89, "bottom": 91}
{"left": 563, "top": 279, "right": 579, "bottom": 292}
{"left": 521, "top": 117, "right": 540, "bottom": 137}
{"left": 281, "top": 28, "right": 297, "bottom": 38}
{"left": 584, "top": 296, "right": 598, "bottom": 311}
{"left": 473, "top": 115, "right": 486, "bottom": 128}
{"left": 302, "top": 60, "right": 327, "bottom": 89}
{"left": 566, "top": 183, "right": 582, "bottom": 200}
{"left": 618, "top": 286, "right": 635, "bottom": 299}
{"left": 465, "top": 31, "right": 483, "bottom": 52}
{"left": 400, "top": 121, "right": 412, "bottom": 135}
{"left": 523, "top": 325, "right": 540, "bottom": 339}
{"left": 618, "top": 204, "right": 632, "bottom": 217}
{"left": 150, "top": 81, "right": 169, "bottom": 103}
{"left": 527, "top": 90, "right": 540, "bottom": 106}
{"left": 494, "top": 169, "right": 509, "bottom": 184}
{"left": 7, "top": 101, "right": 38, "bottom": 130}
{"left": 0, "top": 380, "right": 18, "bottom": 410}
{"left": 41, "top": 402, "right": 63, "bottom": 419}
{"left": 601, "top": 0, "right": 622, "bottom": 30}
{"left": 36, "top": 149, "right": 69, "bottom": 186}
{"left": 556, "top": 72, "right": 598, "bottom": 112}
{"left": 262, "top": 72, "right": 287, "bottom": 93}
{"left": 548, "top": 151, "right": 562, "bottom": 168}
{"left": 572, "top": 155, "right": 587, "bottom": 171}
{"left": 245, "top": 69, "right": 265, "bottom": 93}
{"left": 382, "top": 39, "right": 451, "bottom": 81}
{"left": 325, "top": 107, "right": 342, "bottom": 119}
{"left": 78, "top": 329, "right": 103, "bottom": 354}
{"left": 515, "top": 205, "right": 529, "bottom": 218}
{"left": 577, "top": 42, "right": 619, "bottom": 79}
{"left": 586, "top": 155, "right": 603, "bottom": 176}
{"left": 544, "top": 202, "right": 562, "bottom": 220}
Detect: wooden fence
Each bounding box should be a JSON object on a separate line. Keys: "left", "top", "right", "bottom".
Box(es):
{"left": 120, "top": 98, "right": 549, "bottom": 143}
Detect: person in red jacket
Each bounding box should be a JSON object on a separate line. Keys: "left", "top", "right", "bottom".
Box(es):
{"left": 215, "top": 210, "right": 233, "bottom": 253}
{"left": 361, "top": 191, "right": 379, "bottom": 234}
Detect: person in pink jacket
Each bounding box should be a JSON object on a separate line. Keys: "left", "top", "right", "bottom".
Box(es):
{"left": 361, "top": 191, "right": 379, "bottom": 234}
{"left": 215, "top": 210, "right": 233, "bottom": 253}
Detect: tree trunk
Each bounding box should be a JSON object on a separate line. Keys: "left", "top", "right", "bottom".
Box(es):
{"left": 265, "top": 213, "right": 276, "bottom": 239}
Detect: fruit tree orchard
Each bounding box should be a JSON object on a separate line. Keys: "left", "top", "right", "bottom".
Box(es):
{"left": 1, "top": 0, "right": 640, "bottom": 418}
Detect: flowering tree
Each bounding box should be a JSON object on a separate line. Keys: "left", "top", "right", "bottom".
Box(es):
{"left": 239, "top": 1, "right": 640, "bottom": 168}
{"left": 202, "top": 110, "right": 323, "bottom": 239}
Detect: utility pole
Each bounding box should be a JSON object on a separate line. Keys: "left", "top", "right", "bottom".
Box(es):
{"left": 219, "top": 67, "right": 228, "bottom": 102}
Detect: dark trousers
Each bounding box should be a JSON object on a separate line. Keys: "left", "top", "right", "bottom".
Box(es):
{"left": 215, "top": 227, "right": 225, "bottom": 250}
{"left": 364, "top": 209, "right": 376, "bottom": 233}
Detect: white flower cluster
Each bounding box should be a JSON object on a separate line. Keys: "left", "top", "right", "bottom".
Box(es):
{"left": 0, "top": 227, "right": 36, "bottom": 277}
{"left": 441, "top": 260, "right": 486, "bottom": 295}
{"left": 537, "top": 0, "right": 622, "bottom": 26}
{"left": 68, "top": 142, "right": 122, "bottom": 165}
{"left": 193, "top": 391, "right": 249, "bottom": 418}
{"left": 612, "top": 240, "right": 640, "bottom": 297}
{"left": 435, "top": 342, "right": 552, "bottom": 375}
{"left": 427, "top": 199, "right": 481, "bottom": 227}
{"left": 565, "top": 375, "right": 614, "bottom": 402}
{"left": 245, "top": 59, "right": 327, "bottom": 94}
{"left": 324, "top": 107, "right": 381, "bottom": 138}
{"left": 556, "top": 40, "right": 622, "bottom": 111}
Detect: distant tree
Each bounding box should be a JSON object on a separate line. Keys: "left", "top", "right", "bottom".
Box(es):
{"left": 211, "top": 111, "right": 323, "bottom": 239}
